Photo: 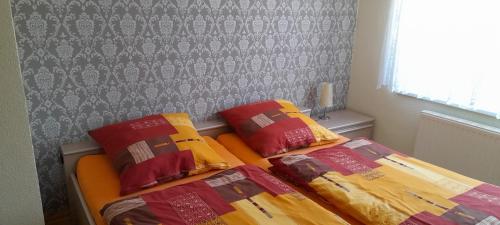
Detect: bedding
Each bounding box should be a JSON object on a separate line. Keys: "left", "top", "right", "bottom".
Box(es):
{"left": 217, "top": 133, "right": 350, "bottom": 170}
{"left": 269, "top": 138, "right": 500, "bottom": 225}
{"left": 77, "top": 137, "right": 244, "bottom": 225}
{"left": 219, "top": 99, "right": 339, "bottom": 157}
{"left": 100, "top": 165, "right": 350, "bottom": 225}
{"left": 88, "top": 113, "right": 228, "bottom": 195}
{"left": 216, "top": 133, "right": 361, "bottom": 224}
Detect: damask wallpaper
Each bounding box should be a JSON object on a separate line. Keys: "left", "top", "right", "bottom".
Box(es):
{"left": 11, "top": 0, "right": 357, "bottom": 215}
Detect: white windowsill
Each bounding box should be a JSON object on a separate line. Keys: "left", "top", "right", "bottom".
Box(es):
{"left": 394, "top": 91, "right": 499, "bottom": 120}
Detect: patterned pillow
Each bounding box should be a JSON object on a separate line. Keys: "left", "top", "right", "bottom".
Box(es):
{"left": 219, "top": 99, "right": 339, "bottom": 157}
{"left": 88, "top": 113, "right": 229, "bottom": 195}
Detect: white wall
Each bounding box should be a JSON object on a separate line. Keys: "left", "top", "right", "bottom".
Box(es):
{"left": 347, "top": 0, "right": 500, "bottom": 155}
{"left": 0, "top": 0, "right": 45, "bottom": 224}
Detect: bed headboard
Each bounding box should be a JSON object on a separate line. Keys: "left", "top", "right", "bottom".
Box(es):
{"left": 61, "top": 108, "right": 311, "bottom": 178}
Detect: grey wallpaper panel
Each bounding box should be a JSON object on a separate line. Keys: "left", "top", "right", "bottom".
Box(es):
{"left": 11, "top": 0, "right": 357, "bottom": 215}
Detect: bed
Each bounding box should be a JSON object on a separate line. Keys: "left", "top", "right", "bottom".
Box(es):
{"left": 62, "top": 108, "right": 354, "bottom": 225}
{"left": 77, "top": 137, "right": 244, "bottom": 225}
{"left": 217, "top": 133, "right": 500, "bottom": 225}
{"left": 216, "top": 133, "right": 361, "bottom": 224}
{"left": 62, "top": 117, "right": 244, "bottom": 225}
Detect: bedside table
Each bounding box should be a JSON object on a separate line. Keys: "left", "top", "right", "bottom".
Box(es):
{"left": 313, "top": 109, "right": 375, "bottom": 139}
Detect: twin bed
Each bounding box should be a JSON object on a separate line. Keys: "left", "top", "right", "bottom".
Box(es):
{"left": 62, "top": 101, "right": 500, "bottom": 225}
{"left": 75, "top": 137, "right": 245, "bottom": 225}
{"left": 219, "top": 134, "right": 500, "bottom": 225}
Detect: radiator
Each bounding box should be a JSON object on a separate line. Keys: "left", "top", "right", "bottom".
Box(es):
{"left": 414, "top": 110, "right": 500, "bottom": 185}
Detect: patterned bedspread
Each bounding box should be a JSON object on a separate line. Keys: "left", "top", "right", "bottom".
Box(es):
{"left": 100, "top": 165, "right": 349, "bottom": 225}
{"left": 269, "top": 138, "right": 500, "bottom": 225}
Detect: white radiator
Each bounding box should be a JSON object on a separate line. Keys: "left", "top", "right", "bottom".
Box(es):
{"left": 414, "top": 110, "right": 500, "bottom": 185}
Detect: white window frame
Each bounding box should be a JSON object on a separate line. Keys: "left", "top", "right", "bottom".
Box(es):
{"left": 379, "top": 0, "right": 500, "bottom": 119}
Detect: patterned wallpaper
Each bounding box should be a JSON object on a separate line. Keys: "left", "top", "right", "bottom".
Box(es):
{"left": 11, "top": 0, "right": 357, "bottom": 215}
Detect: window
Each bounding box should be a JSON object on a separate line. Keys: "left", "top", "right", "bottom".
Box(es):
{"left": 380, "top": 0, "right": 500, "bottom": 119}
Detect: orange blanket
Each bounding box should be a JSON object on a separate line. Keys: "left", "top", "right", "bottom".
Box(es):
{"left": 77, "top": 137, "right": 244, "bottom": 225}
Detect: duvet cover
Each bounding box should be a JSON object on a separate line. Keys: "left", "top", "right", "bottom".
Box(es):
{"left": 100, "top": 165, "right": 349, "bottom": 225}
{"left": 269, "top": 138, "right": 500, "bottom": 225}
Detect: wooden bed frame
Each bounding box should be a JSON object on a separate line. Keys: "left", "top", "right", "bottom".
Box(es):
{"left": 62, "top": 109, "right": 312, "bottom": 225}
{"left": 61, "top": 108, "right": 378, "bottom": 225}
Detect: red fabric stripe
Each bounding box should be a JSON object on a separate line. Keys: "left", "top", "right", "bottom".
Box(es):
{"left": 119, "top": 150, "right": 195, "bottom": 195}
{"left": 219, "top": 100, "right": 282, "bottom": 129}
{"left": 142, "top": 180, "right": 234, "bottom": 224}
{"left": 451, "top": 183, "right": 500, "bottom": 218}
{"left": 89, "top": 115, "right": 177, "bottom": 158}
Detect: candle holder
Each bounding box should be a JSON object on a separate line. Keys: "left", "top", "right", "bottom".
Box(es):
{"left": 318, "top": 82, "right": 333, "bottom": 120}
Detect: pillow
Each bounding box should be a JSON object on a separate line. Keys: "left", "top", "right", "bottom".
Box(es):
{"left": 219, "top": 99, "right": 339, "bottom": 157}
{"left": 88, "top": 113, "right": 229, "bottom": 195}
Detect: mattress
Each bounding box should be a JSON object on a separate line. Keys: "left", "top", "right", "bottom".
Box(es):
{"left": 76, "top": 136, "right": 245, "bottom": 225}
{"left": 216, "top": 133, "right": 361, "bottom": 225}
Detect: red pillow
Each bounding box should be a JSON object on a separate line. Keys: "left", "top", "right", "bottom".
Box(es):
{"left": 88, "top": 113, "right": 228, "bottom": 195}
{"left": 219, "top": 99, "right": 338, "bottom": 157}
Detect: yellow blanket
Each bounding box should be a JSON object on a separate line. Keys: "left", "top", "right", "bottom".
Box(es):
{"left": 269, "top": 138, "right": 500, "bottom": 225}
